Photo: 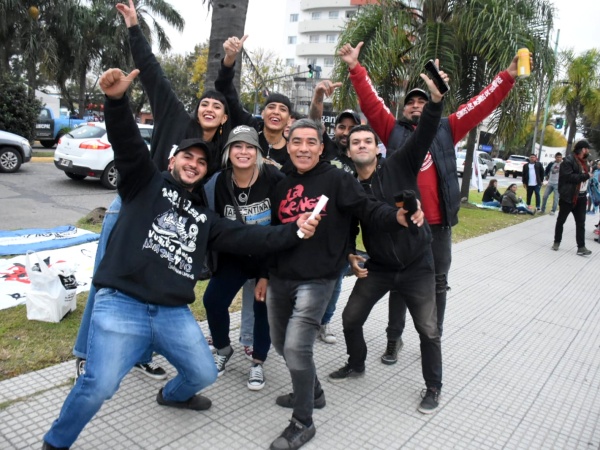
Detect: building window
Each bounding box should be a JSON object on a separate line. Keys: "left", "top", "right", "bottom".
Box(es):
{"left": 288, "top": 36, "right": 297, "bottom": 45}
{"left": 311, "top": 12, "right": 321, "bottom": 20}
{"left": 286, "top": 58, "right": 295, "bottom": 67}
{"left": 290, "top": 13, "right": 298, "bottom": 22}
{"left": 329, "top": 11, "right": 339, "bottom": 19}
{"left": 309, "top": 35, "right": 319, "bottom": 44}
{"left": 346, "top": 11, "right": 356, "bottom": 19}
{"left": 324, "top": 57, "right": 334, "bottom": 67}
{"left": 326, "top": 34, "right": 336, "bottom": 44}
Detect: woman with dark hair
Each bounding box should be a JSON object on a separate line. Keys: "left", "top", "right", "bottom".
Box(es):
{"left": 482, "top": 178, "right": 502, "bottom": 207}
{"left": 501, "top": 184, "right": 535, "bottom": 215}
{"left": 71, "top": 0, "right": 232, "bottom": 379}
{"left": 203, "top": 125, "right": 285, "bottom": 391}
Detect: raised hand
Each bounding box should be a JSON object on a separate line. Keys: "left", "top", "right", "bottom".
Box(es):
{"left": 419, "top": 59, "right": 449, "bottom": 103}
{"left": 506, "top": 51, "right": 533, "bottom": 80}
{"left": 315, "top": 80, "right": 342, "bottom": 98}
{"left": 99, "top": 68, "right": 140, "bottom": 100}
{"left": 338, "top": 42, "right": 364, "bottom": 70}
{"left": 223, "top": 35, "right": 248, "bottom": 67}
{"left": 116, "top": 0, "right": 138, "bottom": 28}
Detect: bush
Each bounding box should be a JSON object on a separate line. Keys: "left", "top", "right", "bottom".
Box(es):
{"left": 0, "top": 76, "right": 42, "bottom": 141}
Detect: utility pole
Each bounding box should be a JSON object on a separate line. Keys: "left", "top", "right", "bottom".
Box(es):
{"left": 537, "top": 30, "right": 560, "bottom": 159}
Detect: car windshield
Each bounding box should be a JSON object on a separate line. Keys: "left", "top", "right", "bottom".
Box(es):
{"left": 67, "top": 125, "right": 106, "bottom": 139}
{"left": 508, "top": 155, "right": 527, "bottom": 161}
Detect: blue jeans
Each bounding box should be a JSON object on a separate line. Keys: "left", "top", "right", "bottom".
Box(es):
{"left": 45, "top": 288, "right": 217, "bottom": 448}
{"left": 239, "top": 279, "right": 255, "bottom": 347}
{"left": 388, "top": 225, "right": 452, "bottom": 338}
{"left": 72, "top": 195, "right": 152, "bottom": 364}
{"left": 342, "top": 249, "right": 442, "bottom": 388}
{"left": 320, "top": 263, "right": 349, "bottom": 325}
{"left": 267, "top": 275, "right": 335, "bottom": 423}
{"left": 482, "top": 200, "right": 501, "bottom": 208}
{"left": 203, "top": 262, "right": 270, "bottom": 361}
{"left": 541, "top": 183, "right": 559, "bottom": 212}
{"left": 526, "top": 185, "right": 541, "bottom": 208}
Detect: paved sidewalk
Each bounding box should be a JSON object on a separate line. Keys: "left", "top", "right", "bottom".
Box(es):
{"left": 1, "top": 213, "right": 599, "bottom": 449}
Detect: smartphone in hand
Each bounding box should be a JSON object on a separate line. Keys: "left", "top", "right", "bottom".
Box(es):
{"left": 424, "top": 60, "right": 450, "bottom": 95}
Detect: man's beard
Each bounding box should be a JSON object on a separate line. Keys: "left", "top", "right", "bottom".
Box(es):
{"left": 410, "top": 114, "right": 420, "bottom": 125}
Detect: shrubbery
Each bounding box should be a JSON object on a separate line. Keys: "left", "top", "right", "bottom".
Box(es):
{"left": 0, "top": 76, "right": 42, "bottom": 141}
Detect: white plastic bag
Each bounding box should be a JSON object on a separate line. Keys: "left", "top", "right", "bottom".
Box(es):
{"left": 25, "top": 252, "right": 77, "bottom": 322}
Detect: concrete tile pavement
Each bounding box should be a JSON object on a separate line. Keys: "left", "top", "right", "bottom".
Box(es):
{"left": 0, "top": 212, "right": 599, "bottom": 449}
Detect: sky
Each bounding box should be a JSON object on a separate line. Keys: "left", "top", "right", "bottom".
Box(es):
{"left": 159, "top": 0, "right": 600, "bottom": 58}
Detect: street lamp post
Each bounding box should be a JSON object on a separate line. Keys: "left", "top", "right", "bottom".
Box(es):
{"left": 537, "top": 30, "right": 560, "bottom": 159}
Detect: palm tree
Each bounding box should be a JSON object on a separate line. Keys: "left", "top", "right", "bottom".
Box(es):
{"left": 551, "top": 49, "right": 600, "bottom": 154}
{"left": 201, "top": 0, "right": 249, "bottom": 92}
{"left": 332, "top": 0, "right": 555, "bottom": 200}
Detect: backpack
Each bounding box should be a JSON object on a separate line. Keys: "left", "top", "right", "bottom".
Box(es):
{"left": 589, "top": 177, "right": 600, "bottom": 207}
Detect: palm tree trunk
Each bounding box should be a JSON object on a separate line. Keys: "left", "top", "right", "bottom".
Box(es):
{"left": 205, "top": 0, "right": 249, "bottom": 92}
{"left": 78, "top": 68, "right": 87, "bottom": 119}
{"left": 460, "top": 127, "right": 478, "bottom": 201}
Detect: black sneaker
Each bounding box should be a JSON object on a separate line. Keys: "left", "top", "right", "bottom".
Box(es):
{"left": 328, "top": 364, "right": 365, "bottom": 383}
{"left": 270, "top": 417, "right": 316, "bottom": 450}
{"left": 214, "top": 346, "right": 234, "bottom": 377}
{"left": 74, "top": 357, "right": 85, "bottom": 382}
{"left": 577, "top": 246, "right": 592, "bottom": 256}
{"left": 134, "top": 361, "right": 167, "bottom": 380}
{"left": 418, "top": 387, "right": 441, "bottom": 414}
{"left": 276, "top": 389, "right": 326, "bottom": 409}
{"left": 156, "top": 388, "right": 211, "bottom": 411}
{"left": 381, "top": 339, "right": 404, "bottom": 365}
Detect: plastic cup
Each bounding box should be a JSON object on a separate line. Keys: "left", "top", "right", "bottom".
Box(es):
{"left": 517, "top": 48, "right": 530, "bottom": 78}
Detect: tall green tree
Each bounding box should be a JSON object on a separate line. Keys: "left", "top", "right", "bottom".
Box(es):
{"left": 332, "top": 0, "right": 555, "bottom": 200}
{"left": 551, "top": 49, "right": 600, "bottom": 154}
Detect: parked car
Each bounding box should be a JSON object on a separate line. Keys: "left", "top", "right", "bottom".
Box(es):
{"left": 35, "top": 107, "right": 89, "bottom": 148}
{"left": 53, "top": 122, "right": 153, "bottom": 189}
{"left": 493, "top": 157, "right": 505, "bottom": 171}
{"left": 477, "top": 151, "right": 496, "bottom": 176}
{"left": 504, "top": 154, "right": 528, "bottom": 178}
{"left": 0, "top": 130, "right": 32, "bottom": 173}
{"left": 456, "top": 151, "right": 488, "bottom": 179}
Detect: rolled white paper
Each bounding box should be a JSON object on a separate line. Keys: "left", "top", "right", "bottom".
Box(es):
{"left": 297, "top": 195, "right": 329, "bottom": 239}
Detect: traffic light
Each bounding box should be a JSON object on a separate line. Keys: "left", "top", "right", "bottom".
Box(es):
{"left": 308, "top": 64, "right": 314, "bottom": 78}
{"left": 555, "top": 117, "right": 564, "bottom": 129}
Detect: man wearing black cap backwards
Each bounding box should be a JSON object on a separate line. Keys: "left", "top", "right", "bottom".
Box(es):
{"left": 339, "top": 42, "right": 526, "bottom": 362}
{"left": 552, "top": 140, "right": 593, "bottom": 255}
{"left": 216, "top": 35, "right": 294, "bottom": 173}
{"left": 42, "top": 68, "right": 321, "bottom": 450}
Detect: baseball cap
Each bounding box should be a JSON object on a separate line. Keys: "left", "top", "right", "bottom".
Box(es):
{"left": 335, "top": 110, "right": 361, "bottom": 125}
{"left": 403, "top": 88, "right": 429, "bottom": 106}
{"left": 170, "top": 138, "right": 211, "bottom": 163}
{"left": 223, "top": 125, "right": 263, "bottom": 154}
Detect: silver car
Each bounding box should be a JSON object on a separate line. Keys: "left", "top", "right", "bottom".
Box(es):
{"left": 0, "top": 130, "right": 32, "bottom": 173}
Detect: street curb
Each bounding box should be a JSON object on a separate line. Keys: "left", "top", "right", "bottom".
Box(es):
{"left": 31, "top": 157, "right": 54, "bottom": 163}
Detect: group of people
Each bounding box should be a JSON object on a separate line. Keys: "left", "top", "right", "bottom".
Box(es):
{"left": 42, "top": 2, "right": 532, "bottom": 449}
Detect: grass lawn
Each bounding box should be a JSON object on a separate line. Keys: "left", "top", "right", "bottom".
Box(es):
{"left": 0, "top": 185, "right": 534, "bottom": 381}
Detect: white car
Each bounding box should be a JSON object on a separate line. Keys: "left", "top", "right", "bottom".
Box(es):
{"left": 503, "top": 154, "right": 528, "bottom": 178}
{"left": 54, "top": 122, "right": 153, "bottom": 189}
{"left": 456, "top": 151, "right": 488, "bottom": 179}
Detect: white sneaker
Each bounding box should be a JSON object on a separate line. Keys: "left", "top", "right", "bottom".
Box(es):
{"left": 319, "top": 324, "right": 336, "bottom": 344}
{"left": 247, "top": 363, "right": 265, "bottom": 390}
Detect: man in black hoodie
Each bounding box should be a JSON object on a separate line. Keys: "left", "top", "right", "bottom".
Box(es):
{"left": 266, "top": 118, "right": 424, "bottom": 450}
{"left": 42, "top": 69, "right": 320, "bottom": 450}
{"left": 328, "top": 69, "right": 446, "bottom": 415}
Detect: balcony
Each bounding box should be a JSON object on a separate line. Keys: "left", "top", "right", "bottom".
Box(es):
{"left": 301, "top": 0, "right": 350, "bottom": 10}
{"left": 298, "top": 18, "right": 345, "bottom": 34}
{"left": 296, "top": 42, "right": 337, "bottom": 57}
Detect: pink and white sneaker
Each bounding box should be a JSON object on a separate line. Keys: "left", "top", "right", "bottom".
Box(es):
{"left": 243, "top": 345, "right": 253, "bottom": 361}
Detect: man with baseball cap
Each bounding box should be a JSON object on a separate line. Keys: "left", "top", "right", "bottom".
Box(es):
{"left": 552, "top": 140, "right": 593, "bottom": 255}
{"left": 339, "top": 41, "right": 526, "bottom": 364}
{"left": 42, "top": 68, "right": 321, "bottom": 450}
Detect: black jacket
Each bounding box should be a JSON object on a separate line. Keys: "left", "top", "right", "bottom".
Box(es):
{"left": 482, "top": 186, "right": 502, "bottom": 203}
{"left": 355, "top": 100, "right": 443, "bottom": 271}
{"left": 522, "top": 161, "right": 544, "bottom": 186}
{"left": 558, "top": 154, "right": 590, "bottom": 204}
{"left": 94, "top": 96, "right": 302, "bottom": 306}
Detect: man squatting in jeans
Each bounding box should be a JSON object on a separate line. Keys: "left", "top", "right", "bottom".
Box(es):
{"left": 340, "top": 41, "right": 526, "bottom": 360}
{"left": 265, "top": 118, "right": 424, "bottom": 450}
{"left": 42, "top": 68, "right": 320, "bottom": 450}
{"left": 328, "top": 61, "right": 447, "bottom": 414}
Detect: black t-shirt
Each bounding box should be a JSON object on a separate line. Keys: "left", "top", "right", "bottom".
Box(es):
{"left": 321, "top": 132, "right": 356, "bottom": 176}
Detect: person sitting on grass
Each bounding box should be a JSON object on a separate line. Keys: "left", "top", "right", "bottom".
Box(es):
{"left": 482, "top": 178, "right": 502, "bottom": 207}
{"left": 501, "top": 183, "right": 535, "bottom": 215}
